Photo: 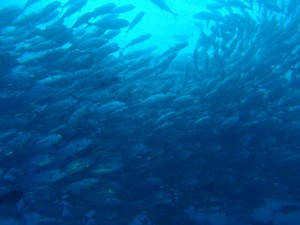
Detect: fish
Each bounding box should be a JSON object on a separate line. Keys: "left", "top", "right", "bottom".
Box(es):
{"left": 71, "top": 37, "right": 108, "bottom": 50}
{"left": 123, "top": 55, "right": 153, "bottom": 74}
{"left": 206, "top": 3, "right": 224, "bottom": 10}
{"left": 150, "top": 0, "right": 178, "bottom": 18}
{"left": 60, "top": 0, "right": 88, "bottom": 20}
{"left": 0, "top": 191, "right": 24, "bottom": 205}
{"left": 110, "top": 4, "right": 136, "bottom": 14}
{"left": 72, "top": 12, "right": 94, "bottom": 28}
{"left": 35, "top": 134, "right": 62, "bottom": 149}
{"left": 225, "top": 0, "right": 252, "bottom": 10}
{"left": 89, "top": 101, "right": 127, "bottom": 118}
{"left": 39, "top": 1, "right": 62, "bottom": 17}
{"left": 122, "top": 33, "right": 152, "bottom": 51}
{"left": 156, "top": 41, "right": 188, "bottom": 61}
{"left": 23, "top": 0, "right": 40, "bottom": 10}
{"left": 0, "top": 7, "right": 22, "bottom": 28}
{"left": 126, "top": 11, "right": 145, "bottom": 33}
{"left": 23, "top": 169, "right": 67, "bottom": 186}
{"left": 138, "top": 93, "right": 173, "bottom": 107}
{"left": 64, "top": 178, "right": 99, "bottom": 194}
{"left": 63, "top": 0, "right": 87, "bottom": 9}
{"left": 265, "top": 2, "right": 286, "bottom": 14}
{"left": 36, "top": 74, "right": 69, "bottom": 86}
{"left": 272, "top": 204, "right": 300, "bottom": 215}
{"left": 91, "top": 17, "right": 130, "bottom": 30}
{"left": 23, "top": 154, "right": 55, "bottom": 168}
{"left": 154, "top": 52, "right": 178, "bottom": 75}
{"left": 91, "top": 3, "right": 116, "bottom": 17}
{"left": 122, "top": 46, "right": 157, "bottom": 60}
{"left": 93, "top": 42, "right": 120, "bottom": 60}
{"left": 58, "top": 139, "right": 92, "bottom": 156}
{"left": 102, "top": 30, "right": 121, "bottom": 40}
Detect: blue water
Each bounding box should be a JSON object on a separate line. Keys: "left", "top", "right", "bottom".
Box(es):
{"left": 0, "top": 0, "right": 300, "bottom": 224}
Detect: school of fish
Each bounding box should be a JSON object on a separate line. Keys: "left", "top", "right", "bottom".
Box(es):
{"left": 0, "top": 0, "right": 300, "bottom": 224}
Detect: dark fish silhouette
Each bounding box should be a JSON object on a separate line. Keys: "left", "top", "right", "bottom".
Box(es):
{"left": 126, "top": 11, "right": 145, "bottom": 33}
{"left": 150, "top": 0, "right": 178, "bottom": 17}
{"left": 0, "top": 52, "right": 18, "bottom": 73}
{"left": 0, "top": 190, "right": 24, "bottom": 205}
{"left": 123, "top": 33, "right": 152, "bottom": 51}
{"left": 23, "top": 0, "right": 40, "bottom": 10}
{"left": 272, "top": 204, "right": 300, "bottom": 215}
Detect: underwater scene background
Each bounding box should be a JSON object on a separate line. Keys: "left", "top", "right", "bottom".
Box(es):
{"left": 0, "top": 0, "right": 300, "bottom": 224}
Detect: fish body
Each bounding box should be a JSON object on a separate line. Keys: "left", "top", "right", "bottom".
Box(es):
{"left": 123, "top": 46, "right": 157, "bottom": 60}
{"left": 59, "top": 139, "right": 92, "bottom": 156}
{"left": 124, "top": 55, "right": 153, "bottom": 73}
{"left": 39, "top": 1, "right": 62, "bottom": 17}
{"left": 91, "top": 3, "right": 116, "bottom": 17}
{"left": 90, "top": 101, "right": 127, "bottom": 118}
{"left": 102, "top": 30, "right": 121, "bottom": 40}
{"left": 272, "top": 204, "right": 300, "bottom": 215}
{"left": 23, "top": 0, "right": 40, "bottom": 10}
{"left": 110, "top": 4, "right": 136, "bottom": 14}
{"left": 92, "top": 17, "right": 130, "bottom": 30}
{"left": 123, "top": 33, "right": 152, "bottom": 50}
{"left": 157, "top": 41, "right": 188, "bottom": 61}
{"left": 206, "top": 3, "right": 224, "bottom": 10}
{"left": 154, "top": 52, "right": 178, "bottom": 75}
{"left": 150, "top": 0, "right": 178, "bottom": 17}
{"left": 226, "top": 0, "right": 252, "bottom": 10}
{"left": 0, "top": 191, "right": 23, "bottom": 205}
{"left": 72, "top": 12, "right": 93, "bottom": 28}
{"left": 37, "top": 75, "right": 67, "bottom": 85}
{"left": 60, "top": 0, "right": 87, "bottom": 20}
{"left": 126, "top": 11, "right": 145, "bottom": 33}
{"left": 35, "top": 134, "right": 62, "bottom": 148}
